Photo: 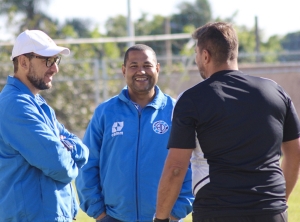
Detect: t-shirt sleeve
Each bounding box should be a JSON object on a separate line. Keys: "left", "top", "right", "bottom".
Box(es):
{"left": 283, "top": 99, "right": 300, "bottom": 142}
{"left": 168, "top": 93, "right": 198, "bottom": 149}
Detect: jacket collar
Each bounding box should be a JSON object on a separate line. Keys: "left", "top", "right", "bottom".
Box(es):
{"left": 6, "top": 75, "right": 46, "bottom": 106}
{"left": 118, "top": 85, "right": 167, "bottom": 110}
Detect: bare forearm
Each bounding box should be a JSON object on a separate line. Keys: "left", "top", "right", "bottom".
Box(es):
{"left": 281, "top": 138, "right": 300, "bottom": 201}
{"left": 156, "top": 165, "right": 187, "bottom": 219}
{"left": 281, "top": 156, "right": 300, "bottom": 200}
{"left": 156, "top": 148, "right": 192, "bottom": 219}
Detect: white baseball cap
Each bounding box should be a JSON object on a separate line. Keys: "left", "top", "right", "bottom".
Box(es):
{"left": 11, "top": 30, "right": 70, "bottom": 60}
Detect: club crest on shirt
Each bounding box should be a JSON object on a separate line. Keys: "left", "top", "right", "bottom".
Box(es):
{"left": 112, "top": 121, "right": 124, "bottom": 137}
{"left": 153, "top": 120, "right": 169, "bottom": 134}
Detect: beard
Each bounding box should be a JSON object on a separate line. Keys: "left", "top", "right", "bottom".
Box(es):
{"left": 200, "top": 70, "right": 206, "bottom": 80}
{"left": 198, "top": 64, "right": 207, "bottom": 80}
{"left": 196, "top": 57, "right": 207, "bottom": 80}
{"left": 26, "top": 65, "right": 51, "bottom": 90}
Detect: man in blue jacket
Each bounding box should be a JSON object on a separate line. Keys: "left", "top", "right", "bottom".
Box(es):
{"left": 76, "top": 44, "right": 193, "bottom": 222}
{"left": 0, "top": 30, "right": 89, "bottom": 222}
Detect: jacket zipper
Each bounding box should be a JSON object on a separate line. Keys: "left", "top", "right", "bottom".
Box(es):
{"left": 135, "top": 110, "right": 141, "bottom": 221}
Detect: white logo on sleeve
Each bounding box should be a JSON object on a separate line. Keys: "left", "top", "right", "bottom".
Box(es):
{"left": 153, "top": 120, "right": 169, "bottom": 134}
{"left": 112, "top": 121, "right": 124, "bottom": 137}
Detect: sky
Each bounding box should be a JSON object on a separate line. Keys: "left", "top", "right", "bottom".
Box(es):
{"left": 1, "top": 0, "right": 299, "bottom": 41}
{"left": 46, "top": 0, "right": 300, "bottom": 40}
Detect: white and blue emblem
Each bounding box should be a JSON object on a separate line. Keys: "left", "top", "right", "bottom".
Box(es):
{"left": 112, "top": 121, "right": 124, "bottom": 137}
{"left": 153, "top": 120, "right": 169, "bottom": 134}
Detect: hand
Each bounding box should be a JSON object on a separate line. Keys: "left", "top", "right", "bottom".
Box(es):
{"left": 170, "top": 215, "right": 180, "bottom": 221}
{"left": 60, "top": 135, "right": 66, "bottom": 140}
{"left": 96, "top": 212, "right": 107, "bottom": 221}
{"left": 61, "top": 139, "right": 73, "bottom": 151}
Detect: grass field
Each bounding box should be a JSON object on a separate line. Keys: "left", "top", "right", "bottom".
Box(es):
{"left": 75, "top": 179, "right": 300, "bottom": 222}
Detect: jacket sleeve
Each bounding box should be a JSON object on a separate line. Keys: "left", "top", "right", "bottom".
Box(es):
{"left": 75, "top": 109, "right": 105, "bottom": 219}
{"left": 171, "top": 165, "right": 194, "bottom": 219}
{"left": 57, "top": 122, "right": 89, "bottom": 169}
{"left": 1, "top": 97, "right": 86, "bottom": 184}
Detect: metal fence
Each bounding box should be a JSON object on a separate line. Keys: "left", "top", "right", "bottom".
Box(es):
{"left": 1, "top": 52, "right": 300, "bottom": 136}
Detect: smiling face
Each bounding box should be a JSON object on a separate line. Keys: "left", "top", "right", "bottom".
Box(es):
{"left": 122, "top": 49, "right": 160, "bottom": 99}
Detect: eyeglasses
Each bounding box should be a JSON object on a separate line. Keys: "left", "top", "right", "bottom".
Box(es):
{"left": 24, "top": 53, "right": 61, "bottom": 67}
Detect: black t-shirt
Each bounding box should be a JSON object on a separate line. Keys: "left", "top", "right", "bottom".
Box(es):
{"left": 168, "top": 70, "right": 300, "bottom": 218}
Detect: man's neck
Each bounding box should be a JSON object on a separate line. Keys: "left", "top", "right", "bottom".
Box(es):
{"left": 14, "top": 73, "right": 39, "bottom": 95}
{"left": 207, "top": 61, "right": 238, "bottom": 78}
{"left": 128, "top": 90, "right": 156, "bottom": 108}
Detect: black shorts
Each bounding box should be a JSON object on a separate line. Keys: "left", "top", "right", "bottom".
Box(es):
{"left": 192, "top": 211, "right": 287, "bottom": 222}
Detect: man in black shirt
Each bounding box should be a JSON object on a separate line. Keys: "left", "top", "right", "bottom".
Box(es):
{"left": 154, "top": 22, "right": 300, "bottom": 222}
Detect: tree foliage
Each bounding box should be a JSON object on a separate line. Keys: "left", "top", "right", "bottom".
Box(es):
{"left": 171, "top": 0, "right": 212, "bottom": 33}
{"left": 0, "top": 0, "right": 53, "bottom": 33}
{"left": 235, "top": 25, "right": 283, "bottom": 63}
{"left": 279, "top": 31, "right": 300, "bottom": 61}
{"left": 135, "top": 14, "right": 169, "bottom": 56}
{"left": 281, "top": 31, "right": 300, "bottom": 51}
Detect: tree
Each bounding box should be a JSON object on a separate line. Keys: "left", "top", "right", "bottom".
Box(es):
{"left": 236, "top": 25, "right": 284, "bottom": 63}
{"left": 0, "top": 0, "right": 55, "bottom": 34}
{"left": 135, "top": 13, "right": 169, "bottom": 56}
{"left": 260, "top": 35, "right": 282, "bottom": 63}
{"left": 104, "top": 15, "right": 128, "bottom": 55}
{"left": 215, "top": 11, "right": 283, "bottom": 63}
{"left": 279, "top": 31, "right": 300, "bottom": 62}
{"left": 64, "top": 18, "right": 93, "bottom": 38}
{"left": 135, "top": 13, "right": 166, "bottom": 36}
{"left": 281, "top": 31, "right": 300, "bottom": 51}
{"left": 171, "top": 0, "right": 212, "bottom": 33}
{"left": 170, "top": 0, "right": 212, "bottom": 55}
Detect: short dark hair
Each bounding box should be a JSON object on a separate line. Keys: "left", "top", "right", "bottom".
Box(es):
{"left": 192, "top": 22, "right": 238, "bottom": 65}
{"left": 123, "top": 44, "right": 157, "bottom": 65}
{"left": 12, "top": 53, "right": 33, "bottom": 73}
{"left": 12, "top": 57, "right": 19, "bottom": 73}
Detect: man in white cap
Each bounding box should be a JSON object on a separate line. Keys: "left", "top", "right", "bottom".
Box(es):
{"left": 0, "top": 30, "right": 89, "bottom": 222}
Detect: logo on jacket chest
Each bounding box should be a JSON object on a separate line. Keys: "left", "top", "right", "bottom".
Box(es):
{"left": 153, "top": 120, "right": 169, "bottom": 134}
{"left": 112, "top": 121, "right": 124, "bottom": 137}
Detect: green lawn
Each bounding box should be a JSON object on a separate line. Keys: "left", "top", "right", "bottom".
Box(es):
{"left": 287, "top": 178, "right": 300, "bottom": 222}
{"left": 75, "top": 179, "right": 300, "bottom": 222}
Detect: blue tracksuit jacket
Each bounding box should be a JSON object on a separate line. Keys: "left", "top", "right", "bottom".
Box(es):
{"left": 76, "top": 86, "right": 193, "bottom": 221}
{"left": 0, "top": 76, "right": 89, "bottom": 222}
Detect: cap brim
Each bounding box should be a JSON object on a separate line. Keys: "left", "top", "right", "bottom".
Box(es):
{"left": 35, "top": 46, "right": 70, "bottom": 57}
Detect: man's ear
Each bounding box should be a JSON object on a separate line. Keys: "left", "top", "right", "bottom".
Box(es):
{"left": 19, "top": 55, "right": 30, "bottom": 70}
{"left": 121, "top": 64, "right": 126, "bottom": 77}
{"left": 202, "top": 49, "right": 211, "bottom": 65}
{"left": 156, "top": 63, "right": 160, "bottom": 75}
